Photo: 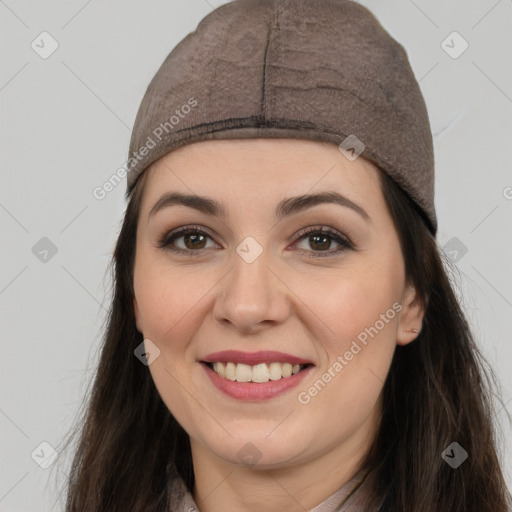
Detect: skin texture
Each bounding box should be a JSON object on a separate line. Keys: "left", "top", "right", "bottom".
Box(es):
{"left": 132, "top": 138, "right": 424, "bottom": 512}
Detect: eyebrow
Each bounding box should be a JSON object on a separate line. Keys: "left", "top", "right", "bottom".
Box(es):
{"left": 147, "top": 191, "right": 370, "bottom": 223}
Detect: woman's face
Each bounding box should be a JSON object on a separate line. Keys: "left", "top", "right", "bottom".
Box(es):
{"left": 133, "top": 138, "right": 423, "bottom": 471}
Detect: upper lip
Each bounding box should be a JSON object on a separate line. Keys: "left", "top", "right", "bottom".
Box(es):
{"left": 201, "top": 350, "right": 314, "bottom": 366}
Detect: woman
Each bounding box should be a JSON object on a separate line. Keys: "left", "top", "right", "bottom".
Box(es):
{"left": 57, "top": 0, "right": 512, "bottom": 510}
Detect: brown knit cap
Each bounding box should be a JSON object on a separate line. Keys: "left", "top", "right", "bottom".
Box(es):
{"left": 126, "top": 0, "right": 437, "bottom": 234}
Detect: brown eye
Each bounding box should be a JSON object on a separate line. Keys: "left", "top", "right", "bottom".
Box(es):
{"left": 303, "top": 233, "right": 333, "bottom": 251}
{"left": 158, "top": 226, "right": 218, "bottom": 255}
{"left": 181, "top": 232, "right": 208, "bottom": 250}
{"left": 293, "top": 226, "right": 353, "bottom": 258}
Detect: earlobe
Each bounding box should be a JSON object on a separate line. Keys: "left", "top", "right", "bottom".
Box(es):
{"left": 396, "top": 283, "right": 425, "bottom": 346}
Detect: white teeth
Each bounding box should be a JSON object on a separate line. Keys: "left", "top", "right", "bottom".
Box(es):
{"left": 252, "top": 363, "right": 270, "bottom": 383}
{"left": 209, "top": 361, "right": 306, "bottom": 382}
{"left": 213, "top": 362, "right": 226, "bottom": 378}
{"left": 225, "top": 362, "right": 236, "bottom": 381}
{"left": 235, "top": 363, "right": 252, "bottom": 382}
{"left": 281, "top": 363, "right": 292, "bottom": 378}
{"left": 268, "top": 362, "right": 282, "bottom": 381}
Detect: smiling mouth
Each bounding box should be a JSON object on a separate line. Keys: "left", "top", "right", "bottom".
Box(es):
{"left": 202, "top": 361, "right": 313, "bottom": 383}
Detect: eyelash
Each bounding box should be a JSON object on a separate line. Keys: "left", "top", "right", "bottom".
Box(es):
{"left": 157, "top": 224, "right": 355, "bottom": 258}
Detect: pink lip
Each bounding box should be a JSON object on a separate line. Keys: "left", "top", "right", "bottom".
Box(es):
{"left": 201, "top": 350, "right": 313, "bottom": 366}
{"left": 201, "top": 362, "right": 314, "bottom": 401}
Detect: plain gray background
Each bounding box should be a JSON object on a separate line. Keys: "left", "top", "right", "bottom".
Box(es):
{"left": 1, "top": 0, "right": 511, "bottom": 510}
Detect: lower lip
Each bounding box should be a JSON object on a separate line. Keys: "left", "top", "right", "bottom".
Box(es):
{"left": 201, "top": 363, "right": 314, "bottom": 401}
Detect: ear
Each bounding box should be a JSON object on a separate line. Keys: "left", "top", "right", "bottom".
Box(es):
{"left": 396, "top": 282, "right": 425, "bottom": 346}
{"left": 133, "top": 296, "right": 143, "bottom": 334}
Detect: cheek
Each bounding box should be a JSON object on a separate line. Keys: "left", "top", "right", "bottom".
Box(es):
{"left": 296, "top": 263, "right": 401, "bottom": 415}
{"left": 133, "top": 255, "right": 205, "bottom": 350}
{"left": 305, "top": 262, "right": 401, "bottom": 349}
{"left": 134, "top": 258, "right": 211, "bottom": 435}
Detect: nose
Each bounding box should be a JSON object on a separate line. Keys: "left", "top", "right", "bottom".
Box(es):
{"left": 212, "top": 246, "right": 292, "bottom": 335}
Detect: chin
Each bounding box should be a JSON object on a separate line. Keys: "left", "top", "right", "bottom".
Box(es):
{"left": 198, "top": 429, "right": 312, "bottom": 469}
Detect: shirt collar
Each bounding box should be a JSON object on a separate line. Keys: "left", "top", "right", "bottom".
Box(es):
{"left": 167, "top": 465, "right": 385, "bottom": 512}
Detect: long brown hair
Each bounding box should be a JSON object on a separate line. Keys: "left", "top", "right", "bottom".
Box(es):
{"left": 52, "top": 162, "right": 512, "bottom": 511}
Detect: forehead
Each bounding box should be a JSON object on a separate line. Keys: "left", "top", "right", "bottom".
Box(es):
{"left": 140, "top": 138, "right": 382, "bottom": 213}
